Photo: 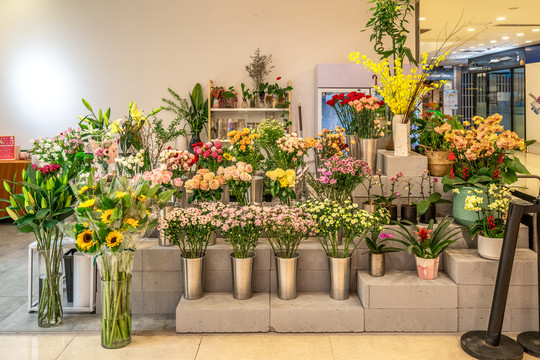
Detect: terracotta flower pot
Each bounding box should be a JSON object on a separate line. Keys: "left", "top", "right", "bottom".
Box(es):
{"left": 415, "top": 256, "right": 439, "bottom": 280}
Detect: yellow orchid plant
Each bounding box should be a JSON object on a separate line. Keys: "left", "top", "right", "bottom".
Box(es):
{"left": 349, "top": 52, "right": 448, "bottom": 123}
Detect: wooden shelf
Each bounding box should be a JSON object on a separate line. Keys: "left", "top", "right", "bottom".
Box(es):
{"left": 210, "top": 108, "right": 287, "bottom": 112}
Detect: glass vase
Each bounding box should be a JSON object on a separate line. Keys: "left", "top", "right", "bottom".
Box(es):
{"left": 101, "top": 276, "right": 132, "bottom": 349}
{"left": 38, "top": 248, "right": 64, "bottom": 328}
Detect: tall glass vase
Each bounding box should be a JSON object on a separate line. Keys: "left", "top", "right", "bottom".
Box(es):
{"left": 101, "top": 277, "right": 132, "bottom": 349}
{"left": 38, "top": 247, "right": 64, "bottom": 328}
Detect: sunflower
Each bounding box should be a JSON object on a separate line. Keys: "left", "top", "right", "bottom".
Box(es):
{"left": 123, "top": 218, "right": 139, "bottom": 228}
{"left": 76, "top": 230, "right": 95, "bottom": 251}
{"left": 101, "top": 209, "right": 115, "bottom": 224}
{"left": 105, "top": 230, "right": 123, "bottom": 248}
{"left": 78, "top": 199, "right": 95, "bottom": 208}
{"left": 78, "top": 186, "right": 89, "bottom": 195}
{"left": 137, "top": 194, "right": 147, "bottom": 202}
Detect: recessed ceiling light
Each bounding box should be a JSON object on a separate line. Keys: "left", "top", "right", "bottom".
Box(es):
{"left": 419, "top": 17, "right": 426, "bottom": 21}
{"left": 469, "top": 46, "right": 475, "bottom": 49}
{"left": 513, "top": 43, "right": 519, "bottom": 46}
{"left": 525, "top": 40, "right": 532, "bottom": 43}
{"left": 467, "top": 28, "right": 475, "bottom": 32}
{"left": 517, "top": 33, "right": 524, "bottom": 36}
{"left": 490, "top": 40, "right": 497, "bottom": 43}
{"left": 533, "top": 29, "right": 540, "bottom": 32}
{"left": 496, "top": 17, "right": 506, "bottom": 21}
{"left": 502, "top": 36, "right": 510, "bottom": 40}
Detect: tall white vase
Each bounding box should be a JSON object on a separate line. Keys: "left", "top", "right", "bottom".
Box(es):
{"left": 393, "top": 114, "right": 410, "bottom": 157}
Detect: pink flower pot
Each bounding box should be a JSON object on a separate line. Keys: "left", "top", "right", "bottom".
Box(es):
{"left": 415, "top": 256, "right": 439, "bottom": 280}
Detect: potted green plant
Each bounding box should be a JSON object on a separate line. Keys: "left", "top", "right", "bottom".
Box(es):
{"left": 400, "top": 176, "right": 417, "bottom": 224}
{"left": 417, "top": 170, "right": 450, "bottom": 223}
{"left": 219, "top": 204, "right": 263, "bottom": 300}
{"left": 364, "top": 209, "right": 401, "bottom": 277}
{"left": 268, "top": 77, "right": 293, "bottom": 108}
{"left": 162, "top": 84, "right": 209, "bottom": 152}
{"left": 394, "top": 216, "right": 461, "bottom": 280}
{"left": 465, "top": 184, "right": 512, "bottom": 260}
{"left": 300, "top": 199, "right": 378, "bottom": 300}
{"left": 240, "top": 83, "right": 251, "bottom": 108}
{"left": 219, "top": 86, "right": 237, "bottom": 108}
{"left": 373, "top": 171, "right": 402, "bottom": 221}
{"left": 245, "top": 47, "right": 274, "bottom": 104}
{"left": 3, "top": 162, "right": 79, "bottom": 327}
{"left": 440, "top": 114, "right": 533, "bottom": 225}
{"left": 262, "top": 206, "right": 317, "bottom": 300}
{"left": 160, "top": 203, "right": 224, "bottom": 300}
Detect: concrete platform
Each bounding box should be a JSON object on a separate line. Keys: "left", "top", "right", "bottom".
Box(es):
{"left": 364, "top": 308, "right": 458, "bottom": 332}
{"left": 376, "top": 149, "right": 428, "bottom": 177}
{"left": 270, "top": 292, "right": 364, "bottom": 333}
{"left": 176, "top": 292, "right": 270, "bottom": 333}
{"left": 458, "top": 308, "right": 539, "bottom": 332}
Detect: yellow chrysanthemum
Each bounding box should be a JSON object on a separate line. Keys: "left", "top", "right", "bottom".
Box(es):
{"left": 115, "top": 191, "right": 128, "bottom": 199}
{"left": 78, "top": 199, "right": 95, "bottom": 208}
{"left": 137, "top": 195, "right": 147, "bottom": 202}
{"left": 76, "top": 230, "right": 94, "bottom": 251}
{"left": 101, "top": 209, "right": 115, "bottom": 224}
{"left": 105, "top": 230, "right": 123, "bottom": 248}
{"left": 78, "top": 186, "right": 89, "bottom": 195}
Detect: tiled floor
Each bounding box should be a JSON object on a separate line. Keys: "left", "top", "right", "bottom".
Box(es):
{"left": 1, "top": 151, "right": 540, "bottom": 358}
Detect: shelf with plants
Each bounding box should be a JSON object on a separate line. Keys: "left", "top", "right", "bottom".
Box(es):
{"left": 207, "top": 79, "right": 292, "bottom": 141}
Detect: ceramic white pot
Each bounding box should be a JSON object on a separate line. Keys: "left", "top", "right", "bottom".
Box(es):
{"left": 392, "top": 114, "right": 410, "bottom": 156}
{"left": 477, "top": 234, "right": 503, "bottom": 260}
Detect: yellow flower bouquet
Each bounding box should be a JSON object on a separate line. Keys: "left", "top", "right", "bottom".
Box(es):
{"left": 265, "top": 168, "right": 296, "bottom": 205}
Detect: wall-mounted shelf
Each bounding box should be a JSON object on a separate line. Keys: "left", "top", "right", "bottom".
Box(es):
{"left": 211, "top": 108, "right": 287, "bottom": 112}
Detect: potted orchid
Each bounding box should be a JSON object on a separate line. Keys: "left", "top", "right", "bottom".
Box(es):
{"left": 394, "top": 216, "right": 461, "bottom": 280}
{"left": 364, "top": 208, "right": 401, "bottom": 277}
{"left": 417, "top": 170, "right": 449, "bottom": 224}
{"left": 262, "top": 206, "right": 317, "bottom": 299}
{"left": 400, "top": 176, "right": 417, "bottom": 224}
{"left": 373, "top": 171, "right": 402, "bottom": 221}
{"left": 300, "top": 199, "right": 378, "bottom": 300}
{"left": 159, "top": 202, "right": 224, "bottom": 300}
{"left": 219, "top": 204, "right": 264, "bottom": 300}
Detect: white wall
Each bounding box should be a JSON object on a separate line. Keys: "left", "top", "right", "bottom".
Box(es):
{"left": 0, "top": 0, "right": 415, "bottom": 149}
{"left": 526, "top": 62, "right": 540, "bottom": 154}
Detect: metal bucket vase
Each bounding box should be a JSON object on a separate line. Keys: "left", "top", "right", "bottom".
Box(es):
{"left": 328, "top": 255, "right": 352, "bottom": 300}
{"left": 249, "top": 176, "right": 264, "bottom": 204}
{"left": 181, "top": 254, "right": 205, "bottom": 300}
{"left": 357, "top": 138, "right": 378, "bottom": 174}
{"left": 369, "top": 253, "right": 385, "bottom": 277}
{"left": 346, "top": 135, "right": 360, "bottom": 159}
{"left": 231, "top": 253, "right": 255, "bottom": 300}
{"left": 392, "top": 114, "right": 410, "bottom": 156}
{"left": 275, "top": 254, "right": 299, "bottom": 300}
{"left": 423, "top": 148, "right": 452, "bottom": 176}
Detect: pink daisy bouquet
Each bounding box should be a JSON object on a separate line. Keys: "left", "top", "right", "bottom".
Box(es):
{"left": 192, "top": 139, "right": 225, "bottom": 172}
{"left": 219, "top": 204, "right": 264, "bottom": 258}
{"left": 307, "top": 155, "right": 370, "bottom": 204}
{"left": 142, "top": 167, "right": 184, "bottom": 201}
{"left": 223, "top": 161, "right": 254, "bottom": 206}
{"left": 158, "top": 202, "right": 225, "bottom": 258}
{"left": 158, "top": 148, "right": 197, "bottom": 179}
{"left": 184, "top": 168, "right": 226, "bottom": 203}
{"left": 262, "top": 206, "right": 317, "bottom": 258}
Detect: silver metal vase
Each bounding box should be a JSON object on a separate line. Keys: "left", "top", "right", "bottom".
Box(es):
{"left": 249, "top": 176, "right": 264, "bottom": 204}
{"left": 230, "top": 252, "right": 255, "bottom": 300}
{"left": 181, "top": 254, "right": 205, "bottom": 300}
{"left": 369, "top": 252, "right": 385, "bottom": 277}
{"left": 328, "top": 255, "right": 351, "bottom": 300}
{"left": 357, "top": 138, "right": 378, "bottom": 175}
{"left": 275, "top": 254, "right": 299, "bottom": 300}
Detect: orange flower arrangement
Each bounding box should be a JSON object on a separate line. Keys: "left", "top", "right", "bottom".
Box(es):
{"left": 315, "top": 126, "right": 348, "bottom": 159}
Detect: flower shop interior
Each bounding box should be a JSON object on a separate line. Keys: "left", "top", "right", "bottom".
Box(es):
{"left": 2, "top": 0, "right": 540, "bottom": 359}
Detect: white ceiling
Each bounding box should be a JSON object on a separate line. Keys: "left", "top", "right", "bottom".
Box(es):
{"left": 419, "top": 0, "right": 540, "bottom": 63}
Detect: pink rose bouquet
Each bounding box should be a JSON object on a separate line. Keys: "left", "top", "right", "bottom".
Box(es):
{"left": 142, "top": 167, "right": 184, "bottom": 201}
{"left": 192, "top": 140, "right": 225, "bottom": 172}
{"left": 158, "top": 149, "right": 197, "bottom": 179}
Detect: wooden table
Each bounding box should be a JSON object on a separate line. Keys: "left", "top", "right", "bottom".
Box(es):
{"left": 0, "top": 160, "right": 30, "bottom": 202}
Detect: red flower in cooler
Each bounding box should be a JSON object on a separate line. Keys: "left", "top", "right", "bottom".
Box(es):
{"left": 326, "top": 99, "right": 336, "bottom": 107}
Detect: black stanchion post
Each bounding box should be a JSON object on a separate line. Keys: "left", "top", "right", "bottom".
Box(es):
{"left": 517, "top": 198, "right": 540, "bottom": 357}
{"left": 461, "top": 203, "right": 525, "bottom": 360}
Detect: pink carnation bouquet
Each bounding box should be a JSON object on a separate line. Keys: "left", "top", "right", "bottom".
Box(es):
{"left": 218, "top": 204, "right": 263, "bottom": 258}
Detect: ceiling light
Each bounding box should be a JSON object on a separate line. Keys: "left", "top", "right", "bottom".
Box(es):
{"left": 478, "top": 43, "right": 485, "bottom": 46}
{"left": 467, "top": 28, "right": 475, "bottom": 32}
{"left": 517, "top": 33, "right": 524, "bottom": 36}
{"left": 469, "top": 46, "right": 475, "bottom": 49}
{"left": 533, "top": 29, "right": 540, "bottom": 32}
{"left": 490, "top": 40, "right": 497, "bottom": 43}
{"left": 419, "top": 17, "right": 426, "bottom": 21}
{"left": 496, "top": 17, "right": 506, "bottom": 21}
{"left": 502, "top": 36, "right": 510, "bottom": 40}
{"left": 513, "top": 43, "right": 519, "bottom": 46}
{"left": 525, "top": 40, "right": 532, "bottom": 43}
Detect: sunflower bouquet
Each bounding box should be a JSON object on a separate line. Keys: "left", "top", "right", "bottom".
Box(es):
{"left": 70, "top": 172, "right": 173, "bottom": 349}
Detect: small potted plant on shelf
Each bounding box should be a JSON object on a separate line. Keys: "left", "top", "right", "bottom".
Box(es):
{"left": 210, "top": 86, "right": 224, "bottom": 108}
{"left": 400, "top": 176, "right": 417, "bottom": 224}
{"left": 373, "top": 171, "right": 402, "bottom": 221}
{"left": 300, "top": 199, "right": 378, "bottom": 300}
{"left": 219, "top": 86, "right": 237, "bottom": 108}
{"left": 262, "top": 206, "right": 317, "bottom": 300}
{"left": 240, "top": 83, "right": 251, "bottom": 108}
{"left": 440, "top": 114, "right": 533, "bottom": 225}
{"left": 364, "top": 208, "right": 402, "bottom": 277}
{"left": 393, "top": 216, "right": 461, "bottom": 280}
{"left": 219, "top": 204, "right": 263, "bottom": 300}
{"left": 268, "top": 77, "right": 293, "bottom": 108}
{"left": 417, "top": 169, "right": 449, "bottom": 224}
{"left": 465, "top": 184, "right": 513, "bottom": 260}
{"left": 360, "top": 173, "right": 378, "bottom": 213}
{"left": 160, "top": 202, "right": 224, "bottom": 300}
{"left": 245, "top": 47, "right": 274, "bottom": 107}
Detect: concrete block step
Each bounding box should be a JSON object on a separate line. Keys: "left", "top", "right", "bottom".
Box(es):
{"left": 444, "top": 249, "right": 537, "bottom": 285}
{"left": 458, "top": 284, "right": 538, "bottom": 309}
{"left": 270, "top": 292, "right": 364, "bottom": 333}
{"left": 176, "top": 292, "right": 270, "bottom": 333}
{"left": 364, "top": 308, "right": 458, "bottom": 332}
{"left": 458, "top": 308, "right": 539, "bottom": 332}
{"left": 357, "top": 270, "right": 457, "bottom": 309}
{"left": 377, "top": 149, "right": 428, "bottom": 177}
